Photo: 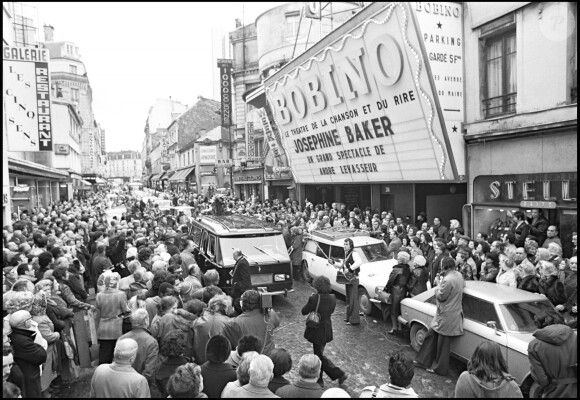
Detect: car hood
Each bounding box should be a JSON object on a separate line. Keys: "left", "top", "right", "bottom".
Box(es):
{"left": 506, "top": 332, "right": 535, "bottom": 355}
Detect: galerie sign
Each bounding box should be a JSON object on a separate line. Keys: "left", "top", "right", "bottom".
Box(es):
{"left": 265, "top": 3, "right": 457, "bottom": 184}
{"left": 3, "top": 46, "right": 53, "bottom": 151}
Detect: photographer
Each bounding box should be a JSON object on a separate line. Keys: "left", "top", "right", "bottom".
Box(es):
{"left": 222, "top": 290, "right": 280, "bottom": 357}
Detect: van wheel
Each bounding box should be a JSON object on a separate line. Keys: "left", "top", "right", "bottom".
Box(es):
{"left": 410, "top": 323, "right": 428, "bottom": 352}
{"left": 358, "top": 288, "right": 373, "bottom": 315}
{"left": 302, "top": 261, "right": 312, "bottom": 283}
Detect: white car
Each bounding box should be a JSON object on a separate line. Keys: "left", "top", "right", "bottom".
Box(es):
{"left": 398, "top": 281, "right": 567, "bottom": 394}
{"left": 301, "top": 228, "right": 396, "bottom": 314}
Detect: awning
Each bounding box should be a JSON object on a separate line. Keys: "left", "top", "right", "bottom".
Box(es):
{"left": 8, "top": 157, "right": 69, "bottom": 180}
{"left": 151, "top": 174, "right": 161, "bottom": 181}
{"left": 169, "top": 166, "right": 195, "bottom": 182}
{"left": 161, "top": 171, "right": 174, "bottom": 180}
{"left": 95, "top": 177, "right": 106, "bottom": 184}
{"left": 234, "top": 181, "right": 262, "bottom": 185}
{"left": 81, "top": 179, "right": 93, "bottom": 186}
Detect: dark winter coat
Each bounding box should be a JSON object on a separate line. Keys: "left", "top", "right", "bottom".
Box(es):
{"left": 528, "top": 324, "right": 577, "bottom": 398}
{"left": 407, "top": 265, "right": 429, "bottom": 297}
{"left": 302, "top": 293, "right": 336, "bottom": 345}
{"left": 518, "top": 275, "right": 539, "bottom": 293}
{"left": 9, "top": 327, "right": 48, "bottom": 398}
{"left": 539, "top": 275, "right": 567, "bottom": 307}
{"left": 231, "top": 256, "right": 252, "bottom": 299}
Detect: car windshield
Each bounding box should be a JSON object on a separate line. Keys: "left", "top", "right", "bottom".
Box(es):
{"left": 356, "top": 242, "right": 390, "bottom": 262}
{"left": 499, "top": 301, "right": 555, "bottom": 333}
{"left": 220, "top": 235, "right": 290, "bottom": 266}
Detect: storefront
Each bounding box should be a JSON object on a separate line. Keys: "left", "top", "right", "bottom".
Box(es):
{"left": 8, "top": 157, "right": 68, "bottom": 213}
{"left": 168, "top": 166, "right": 195, "bottom": 192}
{"left": 263, "top": 2, "right": 467, "bottom": 222}
{"left": 469, "top": 173, "right": 577, "bottom": 257}
{"left": 233, "top": 168, "right": 264, "bottom": 201}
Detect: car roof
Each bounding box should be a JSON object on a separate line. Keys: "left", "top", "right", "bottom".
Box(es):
{"left": 309, "top": 228, "right": 384, "bottom": 246}
{"left": 193, "top": 215, "right": 279, "bottom": 236}
{"left": 464, "top": 281, "right": 547, "bottom": 304}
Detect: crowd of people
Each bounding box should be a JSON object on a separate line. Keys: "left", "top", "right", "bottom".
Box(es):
{"left": 2, "top": 187, "right": 577, "bottom": 398}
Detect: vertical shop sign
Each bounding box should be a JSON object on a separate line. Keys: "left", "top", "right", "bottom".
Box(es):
{"left": 246, "top": 122, "right": 255, "bottom": 158}
{"left": 3, "top": 46, "right": 53, "bottom": 151}
{"left": 217, "top": 59, "right": 233, "bottom": 127}
{"left": 257, "top": 107, "right": 284, "bottom": 160}
{"left": 413, "top": 2, "right": 465, "bottom": 177}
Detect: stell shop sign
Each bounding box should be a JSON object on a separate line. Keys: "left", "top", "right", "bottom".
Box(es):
{"left": 3, "top": 46, "right": 53, "bottom": 152}
{"left": 265, "top": 2, "right": 458, "bottom": 184}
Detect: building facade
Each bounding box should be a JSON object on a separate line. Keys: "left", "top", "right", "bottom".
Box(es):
{"left": 105, "top": 150, "right": 142, "bottom": 182}
{"left": 463, "top": 2, "right": 577, "bottom": 257}
{"left": 4, "top": 3, "right": 74, "bottom": 223}
{"left": 43, "top": 25, "right": 106, "bottom": 183}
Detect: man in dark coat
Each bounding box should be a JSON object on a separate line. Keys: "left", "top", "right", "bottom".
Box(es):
{"left": 529, "top": 209, "right": 549, "bottom": 249}
{"left": 433, "top": 217, "right": 450, "bottom": 243}
{"left": 414, "top": 256, "right": 464, "bottom": 376}
{"left": 231, "top": 249, "right": 252, "bottom": 301}
{"left": 8, "top": 310, "right": 47, "bottom": 398}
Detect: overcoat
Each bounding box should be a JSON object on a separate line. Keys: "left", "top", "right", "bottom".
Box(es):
{"left": 301, "top": 293, "right": 336, "bottom": 345}
{"left": 95, "top": 287, "right": 128, "bottom": 340}
{"left": 431, "top": 269, "right": 464, "bottom": 336}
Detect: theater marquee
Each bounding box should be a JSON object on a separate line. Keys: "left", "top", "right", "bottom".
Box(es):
{"left": 265, "top": 2, "right": 458, "bottom": 184}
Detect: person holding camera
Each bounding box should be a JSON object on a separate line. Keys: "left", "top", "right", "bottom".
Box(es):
{"left": 222, "top": 290, "right": 280, "bottom": 357}
{"left": 301, "top": 276, "right": 348, "bottom": 387}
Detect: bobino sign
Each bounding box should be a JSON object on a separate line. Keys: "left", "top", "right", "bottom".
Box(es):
{"left": 265, "top": 2, "right": 458, "bottom": 184}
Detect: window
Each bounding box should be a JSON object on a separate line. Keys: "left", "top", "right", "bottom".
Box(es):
{"left": 71, "top": 88, "right": 79, "bottom": 102}
{"left": 330, "top": 245, "right": 345, "bottom": 259}
{"left": 483, "top": 30, "right": 516, "bottom": 117}
{"left": 316, "top": 242, "right": 330, "bottom": 259}
{"left": 463, "top": 294, "right": 503, "bottom": 330}
{"left": 70, "top": 65, "right": 77, "bottom": 74}
{"left": 304, "top": 240, "right": 317, "bottom": 254}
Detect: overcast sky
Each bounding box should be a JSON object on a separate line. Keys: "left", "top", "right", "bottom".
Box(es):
{"left": 32, "top": 2, "right": 286, "bottom": 152}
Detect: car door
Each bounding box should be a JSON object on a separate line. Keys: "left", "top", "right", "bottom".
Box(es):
{"left": 452, "top": 294, "right": 508, "bottom": 363}
{"left": 312, "top": 241, "right": 331, "bottom": 283}
{"left": 329, "top": 244, "right": 346, "bottom": 294}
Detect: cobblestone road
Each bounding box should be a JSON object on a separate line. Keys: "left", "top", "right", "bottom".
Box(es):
{"left": 269, "top": 280, "right": 464, "bottom": 397}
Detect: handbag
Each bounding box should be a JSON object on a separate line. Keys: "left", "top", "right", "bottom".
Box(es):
{"left": 377, "top": 290, "right": 391, "bottom": 304}
{"left": 305, "top": 295, "right": 321, "bottom": 329}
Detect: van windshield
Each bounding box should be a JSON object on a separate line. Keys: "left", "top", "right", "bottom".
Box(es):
{"left": 220, "top": 235, "right": 290, "bottom": 266}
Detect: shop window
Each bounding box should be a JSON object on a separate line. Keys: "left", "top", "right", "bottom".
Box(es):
{"left": 482, "top": 30, "right": 516, "bottom": 118}
{"left": 559, "top": 210, "right": 577, "bottom": 258}
{"left": 473, "top": 207, "right": 518, "bottom": 241}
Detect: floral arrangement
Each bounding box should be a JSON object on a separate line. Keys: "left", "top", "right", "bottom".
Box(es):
{"left": 200, "top": 194, "right": 227, "bottom": 215}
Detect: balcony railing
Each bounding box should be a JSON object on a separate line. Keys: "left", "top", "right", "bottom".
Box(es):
{"left": 482, "top": 92, "right": 516, "bottom": 118}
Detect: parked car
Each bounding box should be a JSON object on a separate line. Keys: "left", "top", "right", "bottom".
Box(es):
{"left": 398, "top": 281, "right": 562, "bottom": 392}
{"left": 301, "top": 228, "right": 396, "bottom": 314}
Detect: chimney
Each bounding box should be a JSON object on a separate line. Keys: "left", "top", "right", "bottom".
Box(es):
{"left": 44, "top": 25, "right": 54, "bottom": 42}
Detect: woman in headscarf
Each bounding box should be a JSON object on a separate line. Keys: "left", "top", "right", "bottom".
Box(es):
{"left": 538, "top": 261, "right": 567, "bottom": 309}
{"left": 94, "top": 271, "right": 128, "bottom": 364}
{"left": 51, "top": 266, "right": 93, "bottom": 312}
{"left": 30, "top": 290, "right": 61, "bottom": 397}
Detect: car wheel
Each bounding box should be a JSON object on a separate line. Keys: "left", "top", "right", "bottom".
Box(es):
{"left": 358, "top": 287, "right": 373, "bottom": 315}
{"left": 302, "top": 261, "right": 312, "bottom": 283}
{"left": 410, "top": 323, "right": 428, "bottom": 352}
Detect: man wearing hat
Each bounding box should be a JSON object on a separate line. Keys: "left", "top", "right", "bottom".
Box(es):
{"left": 9, "top": 310, "right": 47, "bottom": 398}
